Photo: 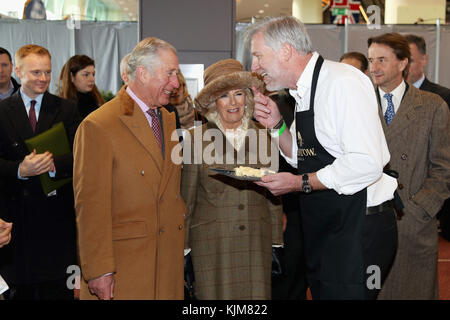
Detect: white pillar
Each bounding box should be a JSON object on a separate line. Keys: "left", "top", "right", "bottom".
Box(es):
{"left": 385, "top": 0, "right": 446, "bottom": 24}
{"left": 292, "top": 0, "right": 322, "bottom": 24}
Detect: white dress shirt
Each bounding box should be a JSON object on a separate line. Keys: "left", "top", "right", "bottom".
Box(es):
{"left": 281, "top": 52, "right": 397, "bottom": 207}
{"left": 378, "top": 80, "right": 406, "bottom": 115}
{"left": 20, "top": 89, "right": 44, "bottom": 120}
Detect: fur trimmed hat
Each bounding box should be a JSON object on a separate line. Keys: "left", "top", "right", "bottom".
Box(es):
{"left": 194, "top": 59, "right": 264, "bottom": 115}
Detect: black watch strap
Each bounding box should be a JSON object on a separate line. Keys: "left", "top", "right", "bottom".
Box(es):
{"left": 302, "top": 174, "right": 312, "bottom": 193}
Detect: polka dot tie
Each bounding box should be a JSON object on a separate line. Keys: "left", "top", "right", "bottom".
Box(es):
{"left": 383, "top": 93, "right": 395, "bottom": 126}
{"left": 147, "top": 108, "right": 162, "bottom": 151}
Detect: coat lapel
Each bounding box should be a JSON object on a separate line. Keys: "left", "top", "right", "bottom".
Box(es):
{"left": 119, "top": 108, "right": 163, "bottom": 175}
{"left": 118, "top": 88, "right": 163, "bottom": 174}
{"left": 5, "top": 91, "right": 61, "bottom": 141}
{"left": 5, "top": 91, "right": 34, "bottom": 141}
{"left": 419, "top": 77, "right": 431, "bottom": 91}
{"left": 382, "top": 86, "right": 422, "bottom": 142}
{"left": 376, "top": 86, "right": 422, "bottom": 142}
{"left": 35, "top": 92, "right": 59, "bottom": 134}
{"left": 158, "top": 108, "right": 179, "bottom": 198}
{"left": 117, "top": 87, "right": 182, "bottom": 198}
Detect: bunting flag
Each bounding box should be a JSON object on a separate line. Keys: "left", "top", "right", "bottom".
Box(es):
{"left": 330, "top": 0, "right": 361, "bottom": 24}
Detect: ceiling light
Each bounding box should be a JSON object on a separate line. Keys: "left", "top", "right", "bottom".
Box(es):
{"left": 123, "top": 7, "right": 129, "bottom": 11}
{"left": 258, "top": 9, "right": 264, "bottom": 14}
{"left": 264, "top": 4, "right": 269, "bottom": 7}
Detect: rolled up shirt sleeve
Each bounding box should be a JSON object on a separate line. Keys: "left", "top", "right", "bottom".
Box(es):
{"left": 314, "top": 72, "right": 389, "bottom": 195}
{"left": 285, "top": 61, "right": 394, "bottom": 198}
{"left": 277, "top": 56, "right": 396, "bottom": 205}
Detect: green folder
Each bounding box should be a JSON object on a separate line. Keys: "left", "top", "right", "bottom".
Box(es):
{"left": 24, "top": 122, "right": 72, "bottom": 195}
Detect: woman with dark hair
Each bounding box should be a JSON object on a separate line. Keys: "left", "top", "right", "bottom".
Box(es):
{"left": 58, "top": 55, "right": 105, "bottom": 119}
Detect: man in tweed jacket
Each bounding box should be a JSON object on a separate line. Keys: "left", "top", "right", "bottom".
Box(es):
{"left": 368, "top": 33, "right": 450, "bottom": 300}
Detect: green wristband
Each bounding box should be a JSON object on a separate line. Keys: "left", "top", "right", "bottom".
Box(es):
{"left": 278, "top": 121, "right": 286, "bottom": 136}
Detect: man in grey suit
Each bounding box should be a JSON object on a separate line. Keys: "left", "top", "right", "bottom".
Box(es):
{"left": 368, "top": 32, "right": 450, "bottom": 300}
{"left": 405, "top": 34, "right": 450, "bottom": 241}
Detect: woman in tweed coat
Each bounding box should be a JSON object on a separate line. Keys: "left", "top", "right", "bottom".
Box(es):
{"left": 181, "top": 59, "right": 283, "bottom": 300}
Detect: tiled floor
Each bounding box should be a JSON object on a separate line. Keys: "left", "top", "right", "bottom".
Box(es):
{"left": 438, "top": 235, "right": 450, "bottom": 300}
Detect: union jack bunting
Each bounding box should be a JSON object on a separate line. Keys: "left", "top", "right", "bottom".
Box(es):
{"left": 330, "top": 0, "right": 361, "bottom": 24}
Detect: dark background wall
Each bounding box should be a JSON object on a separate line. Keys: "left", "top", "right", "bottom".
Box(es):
{"left": 139, "top": 0, "right": 236, "bottom": 68}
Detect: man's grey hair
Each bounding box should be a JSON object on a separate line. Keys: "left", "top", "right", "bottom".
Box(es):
{"left": 127, "top": 37, "right": 177, "bottom": 82}
{"left": 120, "top": 53, "right": 131, "bottom": 78}
{"left": 244, "top": 16, "right": 313, "bottom": 55}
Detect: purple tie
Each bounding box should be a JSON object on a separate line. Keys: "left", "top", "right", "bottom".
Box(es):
{"left": 29, "top": 100, "right": 37, "bottom": 132}
{"left": 147, "top": 108, "right": 162, "bottom": 151}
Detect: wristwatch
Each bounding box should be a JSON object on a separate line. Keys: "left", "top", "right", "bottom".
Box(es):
{"left": 302, "top": 174, "right": 312, "bottom": 193}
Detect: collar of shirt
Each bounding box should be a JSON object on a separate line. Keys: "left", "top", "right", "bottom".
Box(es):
{"left": 220, "top": 121, "right": 248, "bottom": 152}
{"left": 378, "top": 80, "right": 406, "bottom": 114}
{"left": 19, "top": 88, "right": 44, "bottom": 120}
{"left": 289, "top": 51, "right": 319, "bottom": 111}
{"left": 126, "top": 86, "right": 157, "bottom": 128}
{"left": 412, "top": 74, "right": 425, "bottom": 89}
{"left": 0, "top": 80, "right": 15, "bottom": 100}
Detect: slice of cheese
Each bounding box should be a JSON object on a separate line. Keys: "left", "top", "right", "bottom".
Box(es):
{"left": 234, "top": 166, "right": 275, "bottom": 177}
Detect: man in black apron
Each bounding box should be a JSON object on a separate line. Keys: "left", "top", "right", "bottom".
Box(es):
{"left": 246, "top": 16, "right": 398, "bottom": 300}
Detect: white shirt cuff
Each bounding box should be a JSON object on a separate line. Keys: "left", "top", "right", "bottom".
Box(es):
{"left": 316, "top": 166, "right": 334, "bottom": 191}
{"left": 17, "top": 163, "right": 28, "bottom": 180}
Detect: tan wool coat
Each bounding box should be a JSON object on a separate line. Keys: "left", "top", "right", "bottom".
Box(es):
{"left": 377, "top": 85, "right": 450, "bottom": 300}
{"left": 181, "top": 120, "right": 283, "bottom": 300}
{"left": 73, "top": 86, "right": 187, "bottom": 300}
